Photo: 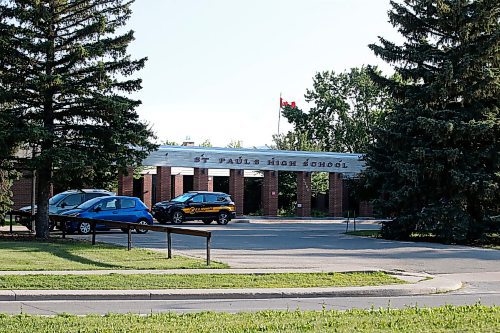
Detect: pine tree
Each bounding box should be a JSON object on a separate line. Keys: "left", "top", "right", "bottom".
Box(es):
{"left": 0, "top": 0, "right": 156, "bottom": 239}
{"left": 363, "top": 0, "right": 499, "bottom": 243}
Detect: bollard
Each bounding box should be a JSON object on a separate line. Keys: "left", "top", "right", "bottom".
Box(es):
{"left": 346, "top": 211, "right": 350, "bottom": 233}
{"left": 354, "top": 210, "right": 357, "bottom": 232}
{"left": 127, "top": 227, "right": 132, "bottom": 250}
{"left": 91, "top": 221, "right": 96, "bottom": 245}
{"left": 167, "top": 231, "right": 172, "bottom": 259}
{"left": 206, "top": 234, "right": 211, "bottom": 266}
{"left": 9, "top": 212, "right": 13, "bottom": 234}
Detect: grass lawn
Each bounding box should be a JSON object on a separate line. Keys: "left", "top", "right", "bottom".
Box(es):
{"left": 0, "top": 239, "right": 226, "bottom": 270}
{"left": 346, "top": 230, "right": 500, "bottom": 250}
{"left": 0, "top": 272, "right": 403, "bottom": 290}
{"left": 0, "top": 305, "right": 498, "bottom": 332}
{"left": 345, "top": 230, "right": 380, "bottom": 237}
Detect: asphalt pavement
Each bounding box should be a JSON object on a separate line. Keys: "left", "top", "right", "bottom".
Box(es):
{"left": 0, "top": 219, "right": 499, "bottom": 315}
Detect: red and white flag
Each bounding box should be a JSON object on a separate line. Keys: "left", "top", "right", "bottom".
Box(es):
{"left": 280, "top": 97, "right": 296, "bottom": 108}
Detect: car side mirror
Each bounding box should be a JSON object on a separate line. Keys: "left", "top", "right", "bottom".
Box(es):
{"left": 93, "top": 206, "right": 102, "bottom": 213}
{"left": 60, "top": 202, "right": 67, "bottom": 208}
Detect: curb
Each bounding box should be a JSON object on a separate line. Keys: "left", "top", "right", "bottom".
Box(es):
{"left": 0, "top": 276, "right": 462, "bottom": 301}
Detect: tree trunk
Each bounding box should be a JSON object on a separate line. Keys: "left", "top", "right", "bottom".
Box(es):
{"left": 35, "top": 2, "right": 56, "bottom": 240}
{"left": 35, "top": 164, "right": 51, "bottom": 239}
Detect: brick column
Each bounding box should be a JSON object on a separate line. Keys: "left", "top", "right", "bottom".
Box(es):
{"left": 118, "top": 167, "right": 134, "bottom": 196}
{"left": 142, "top": 174, "right": 153, "bottom": 209}
{"left": 359, "top": 201, "right": 374, "bottom": 217}
{"left": 172, "top": 174, "right": 184, "bottom": 197}
{"left": 329, "top": 172, "right": 343, "bottom": 217}
{"left": 10, "top": 171, "right": 35, "bottom": 210}
{"left": 296, "top": 171, "right": 311, "bottom": 217}
{"left": 262, "top": 171, "right": 278, "bottom": 216}
{"left": 229, "top": 169, "right": 244, "bottom": 216}
{"left": 156, "top": 166, "right": 171, "bottom": 203}
{"left": 194, "top": 168, "right": 213, "bottom": 191}
{"left": 208, "top": 176, "right": 214, "bottom": 192}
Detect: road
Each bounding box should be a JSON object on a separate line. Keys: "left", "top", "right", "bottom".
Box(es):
{"left": 0, "top": 290, "right": 498, "bottom": 315}
{"left": 72, "top": 220, "right": 500, "bottom": 274}
{"left": 0, "top": 219, "right": 498, "bottom": 315}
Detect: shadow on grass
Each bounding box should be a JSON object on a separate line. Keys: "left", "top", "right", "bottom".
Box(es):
{"left": 0, "top": 237, "right": 123, "bottom": 269}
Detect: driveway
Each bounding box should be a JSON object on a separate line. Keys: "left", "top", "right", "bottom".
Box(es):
{"left": 73, "top": 219, "right": 500, "bottom": 275}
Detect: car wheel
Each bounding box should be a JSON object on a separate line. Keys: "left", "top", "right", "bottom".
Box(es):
{"left": 48, "top": 220, "right": 55, "bottom": 232}
{"left": 171, "top": 211, "right": 184, "bottom": 224}
{"left": 135, "top": 219, "right": 149, "bottom": 234}
{"left": 202, "top": 219, "right": 213, "bottom": 225}
{"left": 78, "top": 222, "right": 92, "bottom": 234}
{"left": 216, "top": 211, "right": 229, "bottom": 225}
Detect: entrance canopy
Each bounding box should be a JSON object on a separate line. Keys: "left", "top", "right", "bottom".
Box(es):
{"left": 142, "top": 146, "right": 365, "bottom": 174}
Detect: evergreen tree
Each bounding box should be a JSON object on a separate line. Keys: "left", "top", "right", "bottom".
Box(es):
{"left": 0, "top": 0, "right": 156, "bottom": 239}
{"left": 363, "top": 0, "right": 499, "bottom": 243}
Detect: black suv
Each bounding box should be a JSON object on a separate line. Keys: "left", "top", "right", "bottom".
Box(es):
{"left": 152, "top": 191, "right": 236, "bottom": 225}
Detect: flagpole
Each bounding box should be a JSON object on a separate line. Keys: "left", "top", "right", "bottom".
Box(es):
{"left": 277, "top": 92, "right": 282, "bottom": 149}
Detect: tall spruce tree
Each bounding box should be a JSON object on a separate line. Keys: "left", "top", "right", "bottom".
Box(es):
{"left": 0, "top": 105, "right": 19, "bottom": 220}
{"left": 363, "top": 0, "right": 499, "bottom": 243}
{"left": 0, "top": 0, "right": 156, "bottom": 239}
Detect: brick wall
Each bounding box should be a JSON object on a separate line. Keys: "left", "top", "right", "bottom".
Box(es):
{"left": 296, "top": 171, "right": 311, "bottom": 217}
{"left": 329, "top": 172, "right": 343, "bottom": 217}
{"left": 359, "top": 200, "right": 374, "bottom": 217}
{"left": 118, "top": 167, "right": 134, "bottom": 196}
{"left": 262, "top": 171, "right": 278, "bottom": 216}
{"left": 172, "top": 174, "right": 184, "bottom": 198}
{"left": 142, "top": 174, "right": 153, "bottom": 209}
{"left": 229, "top": 169, "right": 244, "bottom": 215}
{"left": 10, "top": 172, "right": 35, "bottom": 210}
{"left": 193, "top": 168, "right": 213, "bottom": 191}
{"left": 156, "top": 166, "right": 171, "bottom": 203}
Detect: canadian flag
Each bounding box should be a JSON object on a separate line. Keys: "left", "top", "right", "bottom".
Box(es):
{"left": 280, "top": 97, "right": 296, "bottom": 108}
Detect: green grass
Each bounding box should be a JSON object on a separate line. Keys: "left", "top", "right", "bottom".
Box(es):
{"left": 0, "top": 305, "right": 498, "bottom": 332}
{"left": 0, "top": 272, "right": 403, "bottom": 290}
{"left": 0, "top": 239, "right": 226, "bottom": 270}
{"left": 345, "top": 230, "right": 380, "bottom": 237}
{"left": 346, "top": 230, "right": 500, "bottom": 250}
{"left": 0, "top": 218, "right": 21, "bottom": 227}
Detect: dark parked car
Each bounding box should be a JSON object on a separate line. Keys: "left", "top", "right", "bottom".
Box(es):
{"left": 59, "top": 196, "right": 153, "bottom": 234}
{"left": 152, "top": 191, "right": 236, "bottom": 225}
{"left": 17, "top": 189, "right": 114, "bottom": 230}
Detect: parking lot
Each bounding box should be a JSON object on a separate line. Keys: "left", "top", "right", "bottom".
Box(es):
{"left": 72, "top": 219, "right": 500, "bottom": 275}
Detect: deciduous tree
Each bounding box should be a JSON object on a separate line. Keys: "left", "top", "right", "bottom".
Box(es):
{"left": 282, "top": 66, "right": 391, "bottom": 154}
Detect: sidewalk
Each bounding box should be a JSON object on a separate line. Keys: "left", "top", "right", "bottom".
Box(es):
{"left": 0, "top": 269, "right": 462, "bottom": 301}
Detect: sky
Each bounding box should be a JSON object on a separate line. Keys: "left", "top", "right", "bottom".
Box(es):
{"left": 126, "top": 0, "right": 402, "bottom": 148}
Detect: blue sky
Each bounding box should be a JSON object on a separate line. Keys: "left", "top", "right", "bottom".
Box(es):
{"left": 127, "top": 0, "right": 401, "bottom": 147}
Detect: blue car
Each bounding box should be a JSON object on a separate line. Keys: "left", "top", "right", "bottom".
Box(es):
{"left": 60, "top": 196, "right": 154, "bottom": 234}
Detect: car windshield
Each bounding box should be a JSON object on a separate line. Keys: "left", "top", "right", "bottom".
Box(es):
{"left": 171, "top": 193, "right": 195, "bottom": 203}
{"left": 76, "top": 197, "right": 104, "bottom": 210}
{"left": 48, "top": 193, "right": 67, "bottom": 205}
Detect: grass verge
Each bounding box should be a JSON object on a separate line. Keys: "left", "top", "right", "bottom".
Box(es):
{"left": 346, "top": 230, "right": 500, "bottom": 250}
{"left": 345, "top": 230, "right": 380, "bottom": 237}
{"left": 0, "top": 305, "right": 498, "bottom": 332}
{"left": 0, "top": 239, "right": 226, "bottom": 270}
{"left": 0, "top": 272, "right": 403, "bottom": 290}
